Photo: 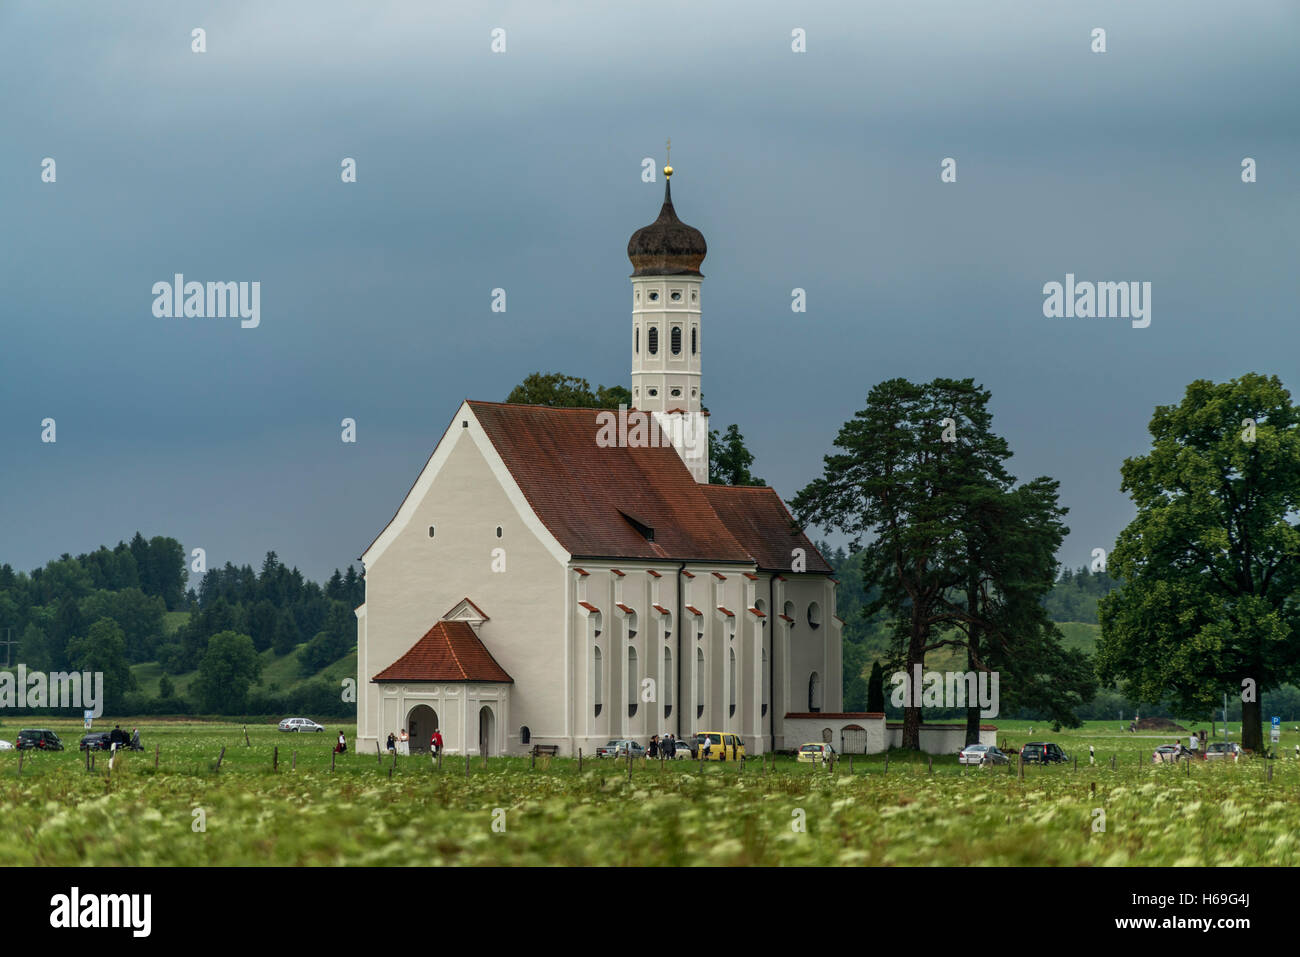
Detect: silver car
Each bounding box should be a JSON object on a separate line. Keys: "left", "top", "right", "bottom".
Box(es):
{"left": 596, "top": 739, "right": 644, "bottom": 758}
{"left": 1203, "top": 742, "right": 1242, "bottom": 761}
{"left": 958, "top": 744, "right": 1008, "bottom": 765}
{"left": 278, "top": 717, "right": 326, "bottom": 733}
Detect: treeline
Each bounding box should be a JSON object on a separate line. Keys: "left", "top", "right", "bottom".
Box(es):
{"left": 0, "top": 535, "right": 362, "bottom": 717}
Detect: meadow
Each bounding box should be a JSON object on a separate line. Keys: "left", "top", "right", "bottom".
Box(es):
{"left": 0, "top": 718, "right": 1296, "bottom": 866}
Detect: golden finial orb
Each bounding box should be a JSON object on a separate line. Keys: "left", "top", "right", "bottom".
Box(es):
{"left": 664, "top": 164, "right": 673, "bottom": 178}
{"left": 664, "top": 137, "right": 672, "bottom": 178}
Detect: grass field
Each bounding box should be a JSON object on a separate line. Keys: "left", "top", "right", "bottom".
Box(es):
{"left": 1, "top": 717, "right": 1297, "bottom": 866}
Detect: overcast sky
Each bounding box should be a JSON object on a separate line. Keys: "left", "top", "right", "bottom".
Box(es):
{"left": 1, "top": 1, "right": 1297, "bottom": 586}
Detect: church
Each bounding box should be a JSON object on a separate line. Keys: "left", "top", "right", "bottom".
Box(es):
{"left": 354, "top": 163, "right": 843, "bottom": 757}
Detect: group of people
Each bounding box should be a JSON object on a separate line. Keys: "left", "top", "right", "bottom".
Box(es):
{"left": 647, "top": 734, "right": 684, "bottom": 759}
{"left": 382, "top": 728, "right": 443, "bottom": 755}
{"left": 108, "top": 725, "right": 140, "bottom": 750}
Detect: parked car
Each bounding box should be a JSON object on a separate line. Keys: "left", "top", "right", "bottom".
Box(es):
{"left": 696, "top": 732, "right": 745, "bottom": 761}
{"left": 1152, "top": 744, "right": 1184, "bottom": 764}
{"left": 1020, "top": 741, "right": 1069, "bottom": 764}
{"left": 16, "top": 729, "right": 63, "bottom": 751}
{"left": 278, "top": 717, "right": 326, "bottom": 733}
{"left": 80, "top": 732, "right": 113, "bottom": 752}
{"left": 1203, "top": 742, "right": 1243, "bottom": 761}
{"left": 596, "top": 739, "right": 644, "bottom": 758}
{"left": 796, "top": 742, "right": 835, "bottom": 764}
{"left": 959, "top": 744, "right": 1009, "bottom": 766}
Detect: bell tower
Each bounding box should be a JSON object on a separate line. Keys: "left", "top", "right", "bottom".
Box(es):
{"left": 626, "top": 147, "right": 709, "bottom": 482}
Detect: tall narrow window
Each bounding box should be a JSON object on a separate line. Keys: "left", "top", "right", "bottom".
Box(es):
{"left": 593, "top": 647, "right": 603, "bottom": 717}
{"left": 728, "top": 648, "right": 736, "bottom": 718}
{"left": 648, "top": 326, "right": 659, "bottom": 355}
{"left": 691, "top": 327, "right": 697, "bottom": 354}
{"left": 809, "top": 671, "right": 822, "bottom": 713}
{"left": 696, "top": 648, "right": 705, "bottom": 719}
{"left": 627, "top": 647, "right": 638, "bottom": 717}
{"left": 762, "top": 649, "right": 769, "bottom": 717}
{"left": 635, "top": 327, "right": 639, "bottom": 354}
{"left": 671, "top": 327, "right": 682, "bottom": 355}
{"left": 663, "top": 648, "right": 673, "bottom": 718}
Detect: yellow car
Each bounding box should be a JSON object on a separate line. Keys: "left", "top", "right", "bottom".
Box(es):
{"left": 796, "top": 742, "right": 836, "bottom": 764}
{"left": 695, "top": 732, "right": 745, "bottom": 761}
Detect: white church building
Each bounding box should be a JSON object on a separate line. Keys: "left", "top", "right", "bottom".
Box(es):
{"left": 355, "top": 167, "right": 843, "bottom": 757}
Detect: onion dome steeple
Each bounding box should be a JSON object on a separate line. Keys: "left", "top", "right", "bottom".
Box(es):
{"left": 627, "top": 164, "right": 707, "bottom": 278}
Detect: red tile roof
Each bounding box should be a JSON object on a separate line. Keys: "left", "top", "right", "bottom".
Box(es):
{"left": 646, "top": 569, "right": 662, "bottom": 578}
{"left": 684, "top": 605, "right": 703, "bottom": 616}
{"left": 372, "top": 620, "right": 513, "bottom": 684}
{"left": 748, "top": 606, "right": 766, "bottom": 618}
{"left": 785, "top": 712, "right": 886, "bottom": 720}
{"left": 466, "top": 402, "right": 754, "bottom": 564}
{"left": 652, "top": 603, "right": 672, "bottom": 616}
{"left": 699, "top": 485, "right": 833, "bottom": 574}
{"left": 615, "top": 603, "right": 635, "bottom": 616}
{"left": 716, "top": 606, "right": 735, "bottom": 618}
{"left": 578, "top": 601, "right": 601, "bottom": 614}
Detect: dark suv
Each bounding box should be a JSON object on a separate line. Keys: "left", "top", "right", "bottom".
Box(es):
{"left": 1021, "top": 741, "right": 1068, "bottom": 764}
{"left": 16, "top": 729, "right": 64, "bottom": 751}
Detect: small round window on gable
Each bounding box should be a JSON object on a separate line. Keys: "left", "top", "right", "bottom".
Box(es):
{"left": 648, "top": 388, "right": 658, "bottom": 397}
{"left": 670, "top": 290, "right": 682, "bottom": 302}
{"left": 671, "top": 388, "right": 682, "bottom": 398}
{"left": 648, "top": 291, "right": 660, "bottom": 302}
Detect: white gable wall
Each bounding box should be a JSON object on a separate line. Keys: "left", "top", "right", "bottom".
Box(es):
{"left": 358, "top": 404, "right": 568, "bottom": 755}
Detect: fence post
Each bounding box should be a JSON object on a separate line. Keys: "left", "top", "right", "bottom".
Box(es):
{"left": 244, "top": 726, "right": 250, "bottom": 747}
{"left": 274, "top": 746, "right": 278, "bottom": 771}
{"left": 465, "top": 753, "right": 470, "bottom": 778}
{"left": 578, "top": 748, "right": 582, "bottom": 772}
{"left": 216, "top": 746, "right": 226, "bottom": 771}
{"left": 155, "top": 744, "right": 160, "bottom": 770}
{"left": 331, "top": 749, "right": 335, "bottom": 771}
{"left": 292, "top": 750, "right": 297, "bottom": 771}
{"left": 884, "top": 752, "right": 889, "bottom": 776}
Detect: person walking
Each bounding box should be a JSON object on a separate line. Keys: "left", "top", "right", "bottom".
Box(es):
{"left": 335, "top": 730, "right": 347, "bottom": 755}
{"left": 386, "top": 732, "right": 396, "bottom": 753}
{"left": 432, "top": 729, "right": 444, "bottom": 756}
{"left": 648, "top": 735, "right": 659, "bottom": 759}
{"left": 665, "top": 734, "right": 676, "bottom": 759}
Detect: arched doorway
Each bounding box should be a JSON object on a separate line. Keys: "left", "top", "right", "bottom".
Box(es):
{"left": 841, "top": 724, "right": 867, "bottom": 754}
{"left": 407, "top": 704, "right": 438, "bottom": 752}
{"left": 478, "top": 705, "right": 496, "bottom": 756}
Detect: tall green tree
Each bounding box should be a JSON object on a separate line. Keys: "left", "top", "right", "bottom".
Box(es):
{"left": 506, "top": 372, "right": 630, "bottom": 409}
{"left": 709, "top": 424, "right": 765, "bottom": 486}
{"left": 793, "top": 377, "right": 1081, "bottom": 749}
{"left": 1097, "top": 374, "right": 1300, "bottom": 752}
{"left": 67, "top": 617, "right": 136, "bottom": 710}
{"left": 193, "top": 630, "right": 261, "bottom": 714}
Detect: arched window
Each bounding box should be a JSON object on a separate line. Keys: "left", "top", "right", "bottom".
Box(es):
{"left": 648, "top": 327, "right": 659, "bottom": 355}
{"left": 761, "top": 649, "right": 769, "bottom": 717}
{"left": 521, "top": 726, "right": 530, "bottom": 745}
{"left": 691, "top": 327, "right": 697, "bottom": 354}
{"left": 808, "top": 602, "right": 822, "bottom": 629}
{"left": 809, "top": 671, "right": 822, "bottom": 713}
{"left": 635, "top": 327, "right": 639, "bottom": 354}
{"left": 783, "top": 600, "right": 795, "bottom": 623}
{"left": 696, "top": 648, "right": 705, "bottom": 719}
{"left": 728, "top": 648, "right": 736, "bottom": 718}
{"left": 624, "top": 647, "right": 634, "bottom": 712}
{"left": 663, "top": 647, "right": 673, "bottom": 718}
{"left": 593, "top": 647, "right": 603, "bottom": 717}
{"left": 671, "top": 327, "right": 682, "bottom": 355}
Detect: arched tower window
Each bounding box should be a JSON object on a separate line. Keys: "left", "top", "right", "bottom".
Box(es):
{"left": 691, "top": 327, "right": 697, "bottom": 355}
{"left": 635, "top": 327, "right": 639, "bottom": 354}
{"left": 648, "top": 327, "right": 659, "bottom": 355}
{"left": 809, "top": 671, "right": 822, "bottom": 713}
{"left": 671, "top": 327, "right": 682, "bottom": 355}
{"left": 593, "top": 647, "right": 603, "bottom": 717}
